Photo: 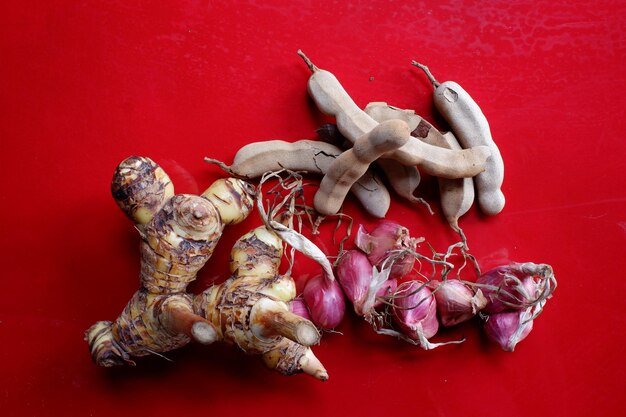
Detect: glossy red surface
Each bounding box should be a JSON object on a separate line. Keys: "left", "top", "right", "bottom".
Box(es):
{"left": 2, "top": 1, "right": 625, "bottom": 416}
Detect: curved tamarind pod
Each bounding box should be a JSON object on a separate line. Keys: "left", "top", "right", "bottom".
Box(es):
{"left": 206, "top": 139, "right": 391, "bottom": 218}
{"left": 85, "top": 291, "right": 215, "bottom": 366}
{"left": 439, "top": 132, "right": 475, "bottom": 245}
{"left": 314, "top": 119, "right": 410, "bottom": 216}
{"left": 111, "top": 156, "right": 175, "bottom": 226}
{"left": 365, "top": 103, "right": 475, "bottom": 241}
{"left": 414, "top": 62, "right": 505, "bottom": 215}
{"left": 317, "top": 122, "right": 431, "bottom": 212}
{"left": 365, "top": 102, "right": 449, "bottom": 147}
{"left": 297, "top": 51, "right": 491, "bottom": 179}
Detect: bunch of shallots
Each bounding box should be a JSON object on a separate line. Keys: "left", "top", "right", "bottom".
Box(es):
{"left": 475, "top": 262, "right": 556, "bottom": 351}
{"left": 336, "top": 220, "right": 487, "bottom": 349}
{"left": 294, "top": 219, "right": 557, "bottom": 353}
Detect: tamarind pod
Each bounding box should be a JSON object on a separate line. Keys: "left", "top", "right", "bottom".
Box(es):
{"left": 375, "top": 158, "right": 432, "bottom": 212}
{"left": 85, "top": 291, "right": 196, "bottom": 366}
{"left": 414, "top": 63, "right": 505, "bottom": 215}
{"left": 206, "top": 139, "right": 391, "bottom": 218}
{"left": 364, "top": 103, "right": 474, "bottom": 235}
{"left": 297, "top": 51, "right": 491, "bottom": 179}
{"left": 159, "top": 298, "right": 218, "bottom": 345}
{"left": 439, "top": 132, "right": 475, "bottom": 245}
{"left": 201, "top": 178, "right": 256, "bottom": 225}
{"left": 365, "top": 102, "right": 447, "bottom": 147}
{"left": 434, "top": 81, "right": 504, "bottom": 214}
{"left": 250, "top": 298, "right": 320, "bottom": 346}
{"left": 111, "top": 156, "right": 174, "bottom": 226}
{"left": 262, "top": 339, "right": 329, "bottom": 381}
{"left": 365, "top": 102, "right": 421, "bottom": 131}
{"left": 314, "top": 119, "right": 410, "bottom": 216}
{"left": 316, "top": 122, "right": 430, "bottom": 211}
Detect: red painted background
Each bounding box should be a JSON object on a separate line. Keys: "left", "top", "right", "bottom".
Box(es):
{"left": 1, "top": 1, "right": 625, "bottom": 416}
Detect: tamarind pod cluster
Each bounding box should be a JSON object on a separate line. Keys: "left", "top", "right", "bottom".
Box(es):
{"left": 317, "top": 122, "right": 431, "bottom": 212}
{"left": 206, "top": 139, "right": 391, "bottom": 218}
{"left": 314, "top": 119, "right": 410, "bottom": 216}
{"left": 297, "top": 50, "right": 491, "bottom": 180}
{"left": 365, "top": 103, "right": 474, "bottom": 241}
{"left": 85, "top": 156, "right": 256, "bottom": 367}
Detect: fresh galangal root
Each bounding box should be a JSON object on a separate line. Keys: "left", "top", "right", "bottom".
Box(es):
{"left": 85, "top": 156, "right": 256, "bottom": 366}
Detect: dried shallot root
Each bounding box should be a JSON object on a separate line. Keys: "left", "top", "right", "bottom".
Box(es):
{"left": 474, "top": 262, "right": 557, "bottom": 351}
{"left": 85, "top": 156, "right": 256, "bottom": 366}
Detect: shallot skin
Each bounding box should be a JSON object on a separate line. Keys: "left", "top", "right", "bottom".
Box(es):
{"left": 484, "top": 309, "right": 533, "bottom": 352}
{"left": 336, "top": 250, "right": 373, "bottom": 315}
{"left": 477, "top": 263, "right": 547, "bottom": 314}
{"left": 303, "top": 274, "right": 346, "bottom": 329}
{"left": 431, "top": 279, "right": 487, "bottom": 327}
{"left": 392, "top": 282, "right": 439, "bottom": 340}
{"left": 355, "top": 221, "right": 419, "bottom": 279}
{"left": 289, "top": 298, "right": 312, "bottom": 322}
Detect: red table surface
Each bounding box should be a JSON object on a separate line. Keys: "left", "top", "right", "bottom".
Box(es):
{"left": 1, "top": 1, "right": 625, "bottom": 416}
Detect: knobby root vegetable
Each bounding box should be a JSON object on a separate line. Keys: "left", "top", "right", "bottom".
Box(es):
{"left": 364, "top": 102, "right": 474, "bottom": 244}
{"left": 193, "top": 223, "right": 327, "bottom": 380}
{"left": 297, "top": 50, "right": 492, "bottom": 179}
{"left": 85, "top": 156, "right": 256, "bottom": 367}
{"left": 205, "top": 139, "right": 391, "bottom": 218}
{"left": 413, "top": 62, "right": 505, "bottom": 215}
{"left": 111, "top": 156, "right": 175, "bottom": 227}
{"left": 314, "top": 119, "right": 410, "bottom": 216}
